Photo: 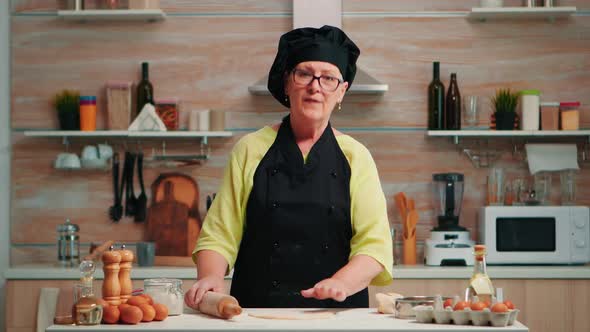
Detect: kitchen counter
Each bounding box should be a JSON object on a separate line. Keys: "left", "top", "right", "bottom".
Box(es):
{"left": 45, "top": 308, "right": 528, "bottom": 332}
{"left": 5, "top": 264, "right": 590, "bottom": 280}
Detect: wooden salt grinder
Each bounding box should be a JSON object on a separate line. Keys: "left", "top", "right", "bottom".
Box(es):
{"left": 118, "top": 244, "right": 134, "bottom": 304}
{"left": 101, "top": 246, "right": 122, "bottom": 306}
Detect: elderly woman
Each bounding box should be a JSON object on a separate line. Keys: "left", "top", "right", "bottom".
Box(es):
{"left": 185, "top": 25, "right": 392, "bottom": 309}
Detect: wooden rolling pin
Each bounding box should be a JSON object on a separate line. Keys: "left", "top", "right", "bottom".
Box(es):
{"left": 198, "top": 292, "right": 242, "bottom": 319}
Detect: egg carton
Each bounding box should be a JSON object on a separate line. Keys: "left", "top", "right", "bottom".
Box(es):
{"left": 413, "top": 306, "right": 519, "bottom": 327}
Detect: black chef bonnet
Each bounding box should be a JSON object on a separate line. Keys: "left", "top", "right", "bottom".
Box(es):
{"left": 267, "top": 25, "right": 360, "bottom": 108}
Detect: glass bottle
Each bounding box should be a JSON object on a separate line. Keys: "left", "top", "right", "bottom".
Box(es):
{"left": 445, "top": 73, "right": 461, "bottom": 130}
{"left": 428, "top": 62, "right": 445, "bottom": 130}
{"left": 72, "top": 260, "right": 103, "bottom": 325}
{"left": 468, "top": 244, "right": 494, "bottom": 303}
{"left": 144, "top": 278, "right": 184, "bottom": 315}
{"left": 136, "top": 62, "right": 154, "bottom": 119}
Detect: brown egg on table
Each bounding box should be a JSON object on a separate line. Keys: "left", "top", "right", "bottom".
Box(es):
{"left": 102, "top": 305, "right": 120, "bottom": 324}
{"left": 127, "top": 295, "right": 149, "bottom": 306}
{"left": 153, "top": 303, "right": 169, "bottom": 321}
{"left": 97, "top": 298, "right": 109, "bottom": 309}
{"left": 491, "top": 302, "right": 509, "bottom": 313}
{"left": 453, "top": 301, "right": 471, "bottom": 311}
{"left": 139, "top": 294, "right": 154, "bottom": 305}
{"left": 470, "top": 301, "right": 488, "bottom": 311}
{"left": 139, "top": 304, "right": 156, "bottom": 322}
{"left": 503, "top": 300, "right": 515, "bottom": 310}
{"left": 120, "top": 305, "right": 143, "bottom": 324}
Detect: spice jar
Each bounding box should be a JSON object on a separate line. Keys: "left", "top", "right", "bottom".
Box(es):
{"left": 143, "top": 278, "right": 183, "bottom": 315}
{"left": 559, "top": 101, "right": 580, "bottom": 130}
{"left": 519, "top": 89, "right": 540, "bottom": 130}
{"left": 155, "top": 99, "right": 179, "bottom": 130}
{"left": 57, "top": 219, "right": 80, "bottom": 267}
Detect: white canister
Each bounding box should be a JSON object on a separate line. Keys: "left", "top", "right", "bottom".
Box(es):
{"left": 480, "top": 0, "right": 503, "bottom": 7}
{"left": 519, "top": 90, "right": 540, "bottom": 130}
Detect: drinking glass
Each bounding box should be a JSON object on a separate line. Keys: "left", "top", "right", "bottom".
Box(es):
{"left": 533, "top": 172, "right": 552, "bottom": 205}
{"left": 463, "top": 96, "right": 479, "bottom": 128}
{"left": 487, "top": 168, "right": 505, "bottom": 205}
{"left": 560, "top": 170, "right": 577, "bottom": 205}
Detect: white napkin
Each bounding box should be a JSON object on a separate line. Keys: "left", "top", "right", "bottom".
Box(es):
{"left": 525, "top": 143, "right": 579, "bottom": 175}
{"left": 128, "top": 103, "right": 167, "bottom": 131}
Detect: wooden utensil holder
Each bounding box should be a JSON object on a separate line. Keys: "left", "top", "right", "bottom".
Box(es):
{"left": 403, "top": 235, "right": 417, "bottom": 265}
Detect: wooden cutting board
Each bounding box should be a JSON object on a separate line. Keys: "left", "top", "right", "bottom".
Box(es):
{"left": 146, "top": 180, "right": 198, "bottom": 256}
{"left": 151, "top": 172, "right": 201, "bottom": 223}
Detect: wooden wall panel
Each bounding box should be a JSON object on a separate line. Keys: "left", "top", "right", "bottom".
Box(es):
{"left": 9, "top": 3, "right": 590, "bottom": 264}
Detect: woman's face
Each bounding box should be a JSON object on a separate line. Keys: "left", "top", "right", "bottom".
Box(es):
{"left": 285, "top": 61, "right": 348, "bottom": 123}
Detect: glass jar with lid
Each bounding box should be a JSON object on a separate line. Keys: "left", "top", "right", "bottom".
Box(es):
{"left": 143, "top": 278, "right": 183, "bottom": 315}
{"left": 57, "top": 219, "right": 80, "bottom": 266}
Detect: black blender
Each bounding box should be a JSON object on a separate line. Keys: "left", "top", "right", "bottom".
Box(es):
{"left": 425, "top": 173, "right": 475, "bottom": 266}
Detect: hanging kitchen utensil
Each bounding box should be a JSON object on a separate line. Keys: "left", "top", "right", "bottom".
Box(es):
{"left": 134, "top": 152, "right": 148, "bottom": 222}
{"left": 146, "top": 181, "right": 192, "bottom": 256}
{"left": 108, "top": 153, "right": 123, "bottom": 222}
{"left": 151, "top": 173, "right": 201, "bottom": 224}
{"left": 125, "top": 152, "right": 138, "bottom": 217}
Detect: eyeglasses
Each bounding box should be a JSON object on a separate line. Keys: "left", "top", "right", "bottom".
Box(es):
{"left": 291, "top": 69, "right": 343, "bottom": 92}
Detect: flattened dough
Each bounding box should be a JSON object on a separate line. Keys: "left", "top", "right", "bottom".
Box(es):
{"left": 248, "top": 310, "right": 335, "bottom": 320}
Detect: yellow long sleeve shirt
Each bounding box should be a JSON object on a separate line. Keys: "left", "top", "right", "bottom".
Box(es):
{"left": 194, "top": 126, "right": 393, "bottom": 286}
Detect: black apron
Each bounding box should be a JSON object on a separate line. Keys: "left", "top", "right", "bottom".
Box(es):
{"left": 230, "top": 115, "right": 368, "bottom": 308}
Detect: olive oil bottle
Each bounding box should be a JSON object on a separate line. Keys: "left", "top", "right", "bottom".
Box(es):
{"left": 468, "top": 244, "right": 494, "bottom": 303}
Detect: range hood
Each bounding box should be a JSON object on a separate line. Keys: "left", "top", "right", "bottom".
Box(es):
{"left": 248, "top": 0, "right": 388, "bottom": 95}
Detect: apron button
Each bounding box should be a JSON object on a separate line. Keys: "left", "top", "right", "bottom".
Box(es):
{"left": 273, "top": 241, "right": 280, "bottom": 249}
{"left": 271, "top": 168, "right": 279, "bottom": 176}
{"left": 272, "top": 201, "right": 279, "bottom": 209}
{"left": 272, "top": 280, "right": 280, "bottom": 288}
{"left": 329, "top": 205, "right": 335, "bottom": 214}
{"left": 331, "top": 171, "right": 337, "bottom": 178}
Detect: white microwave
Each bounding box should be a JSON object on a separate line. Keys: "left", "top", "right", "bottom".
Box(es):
{"left": 479, "top": 206, "right": 590, "bottom": 265}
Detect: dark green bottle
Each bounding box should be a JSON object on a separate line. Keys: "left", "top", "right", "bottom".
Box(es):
{"left": 136, "top": 62, "right": 154, "bottom": 119}
{"left": 428, "top": 62, "right": 445, "bottom": 130}
{"left": 445, "top": 73, "right": 461, "bottom": 130}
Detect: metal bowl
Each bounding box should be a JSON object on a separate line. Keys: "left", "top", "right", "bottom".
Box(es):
{"left": 395, "top": 296, "right": 452, "bottom": 319}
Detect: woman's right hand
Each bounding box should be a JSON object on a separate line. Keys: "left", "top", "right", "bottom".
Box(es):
{"left": 184, "top": 275, "right": 226, "bottom": 310}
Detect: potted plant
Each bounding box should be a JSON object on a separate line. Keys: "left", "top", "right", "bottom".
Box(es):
{"left": 491, "top": 88, "right": 519, "bottom": 130}
{"left": 53, "top": 90, "right": 80, "bottom": 130}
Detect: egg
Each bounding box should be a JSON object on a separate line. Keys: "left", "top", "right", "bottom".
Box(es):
{"left": 470, "top": 302, "right": 487, "bottom": 311}
{"left": 120, "top": 305, "right": 143, "bottom": 324}
{"left": 443, "top": 298, "right": 453, "bottom": 308}
{"left": 139, "top": 294, "right": 154, "bottom": 305}
{"left": 102, "top": 305, "right": 120, "bottom": 324}
{"left": 127, "top": 295, "right": 149, "bottom": 307}
{"left": 453, "top": 301, "right": 471, "bottom": 311}
{"left": 491, "top": 302, "right": 509, "bottom": 313}
{"left": 139, "top": 304, "right": 156, "bottom": 322}
{"left": 503, "top": 300, "right": 515, "bottom": 310}
{"left": 153, "top": 303, "right": 169, "bottom": 321}
{"left": 97, "top": 298, "right": 109, "bottom": 309}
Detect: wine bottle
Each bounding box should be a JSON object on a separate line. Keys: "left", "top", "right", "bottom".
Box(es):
{"left": 428, "top": 62, "right": 445, "bottom": 130}
{"left": 445, "top": 73, "right": 461, "bottom": 130}
{"left": 136, "top": 62, "right": 154, "bottom": 118}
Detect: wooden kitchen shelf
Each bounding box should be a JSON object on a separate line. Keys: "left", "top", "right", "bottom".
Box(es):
{"left": 468, "top": 6, "right": 577, "bottom": 21}
{"left": 23, "top": 130, "right": 232, "bottom": 144}
{"left": 428, "top": 129, "right": 590, "bottom": 138}
{"left": 57, "top": 9, "right": 166, "bottom": 22}
{"left": 23, "top": 130, "right": 232, "bottom": 138}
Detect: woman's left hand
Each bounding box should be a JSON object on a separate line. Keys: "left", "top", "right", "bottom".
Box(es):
{"left": 300, "top": 278, "right": 349, "bottom": 302}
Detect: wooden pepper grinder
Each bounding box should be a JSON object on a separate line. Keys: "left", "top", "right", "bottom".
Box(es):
{"left": 118, "top": 244, "right": 134, "bottom": 304}
{"left": 198, "top": 291, "right": 242, "bottom": 319}
{"left": 101, "top": 245, "right": 122, "bottom": 306}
